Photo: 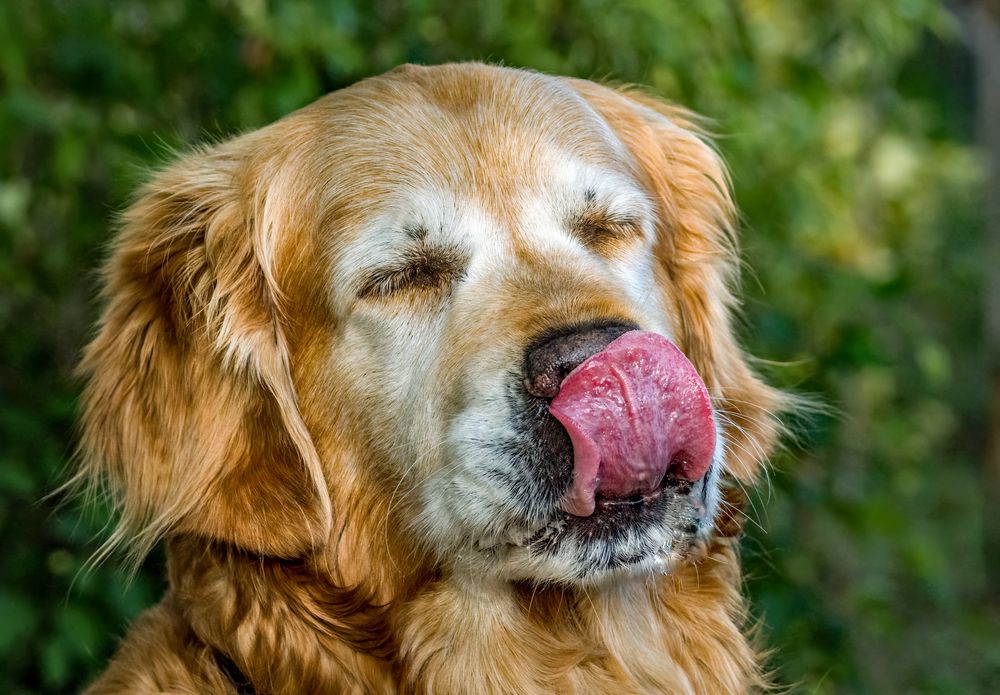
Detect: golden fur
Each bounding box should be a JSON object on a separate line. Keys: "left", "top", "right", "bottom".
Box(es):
{"left": 75, "top": 63, "right": 782, "bottom": 694}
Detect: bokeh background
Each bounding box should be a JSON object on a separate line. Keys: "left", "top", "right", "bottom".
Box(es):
{"left": 2, "top": 0, "right": 998, "bottom": 692}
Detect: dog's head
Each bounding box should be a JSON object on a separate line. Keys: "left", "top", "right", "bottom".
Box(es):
{"left": 77, "top": 63, "right": 781, "bottom": 586}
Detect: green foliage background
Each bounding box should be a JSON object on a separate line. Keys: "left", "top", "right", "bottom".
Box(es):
{"left": 1, "top": 0, "right": 996, "bottom": 691}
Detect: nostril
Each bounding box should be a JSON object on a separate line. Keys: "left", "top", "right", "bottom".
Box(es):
{"left": 522, "top": 321, "right": 640, "bottom": 399}
{"left": 523, "top": 351, "right": 587, "bottom": 398}
{"left": 523, "top": 368, "right": 568, "bottom": 399}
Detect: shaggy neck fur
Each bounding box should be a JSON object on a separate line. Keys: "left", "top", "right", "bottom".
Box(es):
{"left": 90, "top": 488, "right": 762, "bottom": 695}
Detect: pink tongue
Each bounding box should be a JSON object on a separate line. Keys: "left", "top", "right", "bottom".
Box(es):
{"left": 548, "top": 331, "right": 715, "bottom": 517}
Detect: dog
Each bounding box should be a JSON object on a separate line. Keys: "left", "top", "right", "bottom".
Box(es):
{"left": 75, "top": 63, "right": 783, "bottom": 694}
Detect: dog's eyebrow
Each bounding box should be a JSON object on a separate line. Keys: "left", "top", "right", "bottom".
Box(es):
{"left": 402, "top": 224, "right": 429, "bottom": 241}
{"left": 356, "top": 244, "right": 466, "bottom": 300}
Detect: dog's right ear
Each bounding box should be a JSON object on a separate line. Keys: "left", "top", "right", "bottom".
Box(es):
{"left": 74, "top": 141, "right": 331, "bottom": 565}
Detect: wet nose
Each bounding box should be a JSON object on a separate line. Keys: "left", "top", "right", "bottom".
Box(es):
{"left": 522, "top": 320, "right": 640, "bottom": 399}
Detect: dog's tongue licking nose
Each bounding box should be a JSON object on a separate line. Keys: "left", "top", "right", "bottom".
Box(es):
{"left": 549, "top": 331, "right": 715, "bottom": 517}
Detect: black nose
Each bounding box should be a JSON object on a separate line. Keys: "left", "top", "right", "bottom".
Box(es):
{"left": 523, "top": 321, "right": 640, "bottom": 399}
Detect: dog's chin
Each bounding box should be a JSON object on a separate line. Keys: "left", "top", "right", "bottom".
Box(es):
{"left": 475, "top": 469, "right": 719, "bottom": 586}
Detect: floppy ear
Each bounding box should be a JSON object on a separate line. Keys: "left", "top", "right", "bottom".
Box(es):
{"left": 75, "top": 141, "right": 331, "bottom": 564}
{"left": 572, "top": 81, "right": 784, "bottom": 483}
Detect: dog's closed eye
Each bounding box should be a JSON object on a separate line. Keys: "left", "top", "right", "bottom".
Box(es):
{"left": 572, "top": 209, "right": 643, "bottom": 253}
{"left": 357, "top": 245, "right": 466, "bottom": 300}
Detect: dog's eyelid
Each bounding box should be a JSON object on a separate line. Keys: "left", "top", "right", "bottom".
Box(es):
{"left": 355, "top": 245, "right": 466, "bottom": 300}
{"left": 572, "top": 209, "right": 644, "bottom": 248}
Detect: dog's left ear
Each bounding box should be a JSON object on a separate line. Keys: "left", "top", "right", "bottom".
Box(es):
{"left": 74, "top": 138, "right": 332, "bottom": 563}
{"left": 572, "top": 81, "right": 784, "bottom": 482}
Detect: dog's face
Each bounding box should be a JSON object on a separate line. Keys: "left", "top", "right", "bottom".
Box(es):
{"left": 315, "top": 66, "right": 722, "bottom": 584}
{"left": 79, "top": 64, "right": 780, "bottom": 588}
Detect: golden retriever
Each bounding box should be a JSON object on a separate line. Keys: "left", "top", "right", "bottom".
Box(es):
{"left": 75, "top": 63, "right": 783, "bottom": 694}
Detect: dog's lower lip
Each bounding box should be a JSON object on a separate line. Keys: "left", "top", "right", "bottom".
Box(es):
{"left": 594, "top": 486, "right": 662, "bottom": 509}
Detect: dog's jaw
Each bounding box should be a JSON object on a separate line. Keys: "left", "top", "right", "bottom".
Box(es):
{"left": 410, "top": 361, "right": 726, "bottom": 586}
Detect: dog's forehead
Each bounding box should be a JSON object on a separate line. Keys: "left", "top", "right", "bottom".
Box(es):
{"left": 358, "top": 63, "right": 632, "bottom": 170}
{"left": 312, "top": 65, "right": 650, "bottom": 256}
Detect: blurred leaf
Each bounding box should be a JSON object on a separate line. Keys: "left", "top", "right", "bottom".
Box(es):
{"left": 0, "top": 591, "right": 38, "bottom": 652}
